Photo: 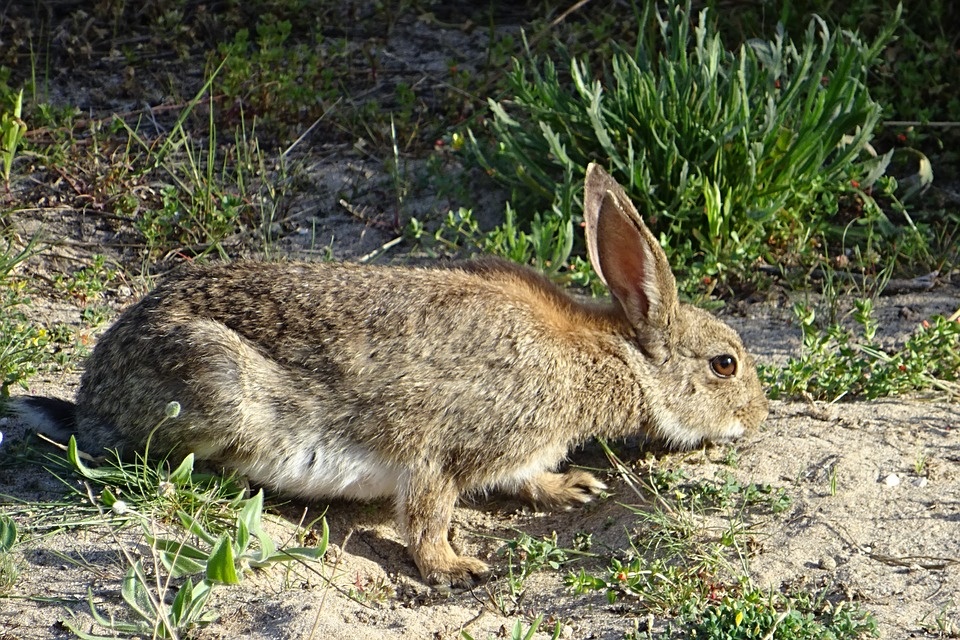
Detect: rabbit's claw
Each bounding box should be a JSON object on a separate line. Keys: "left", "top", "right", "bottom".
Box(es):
{"left": 521, "top": 470, "right": 607, "bottom": 510}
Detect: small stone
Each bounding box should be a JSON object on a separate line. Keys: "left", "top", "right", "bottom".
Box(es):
{"left": 912, "top": 477, "right": 928, "bottom": 488}
{"left": 560, "top": 625, "right": 574, "bottom": 639}
{"left": 819, "top": 556, "right": 837, "bottom": 571}
{"left": 884, "top": 473, "right": 901, "bottom": 487}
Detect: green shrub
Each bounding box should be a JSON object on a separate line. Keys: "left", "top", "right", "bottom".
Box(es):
{"left": 471, "top": 1, "right": 900, "bottom": 293}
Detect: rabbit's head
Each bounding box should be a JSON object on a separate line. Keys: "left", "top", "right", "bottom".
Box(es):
{"left": 584, "top": 163, "right": 768, "bottom": 448}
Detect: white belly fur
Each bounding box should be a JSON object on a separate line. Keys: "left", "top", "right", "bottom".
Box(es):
{"left": 236, "top": 439, "right": 404, "bottom": 501}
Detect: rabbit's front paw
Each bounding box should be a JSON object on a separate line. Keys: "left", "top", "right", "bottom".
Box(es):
{"left": 423, "top": 556, "right": 490, "bottom": 588}
{"left": 521, "top": 470, "right": 607, "bottom": 510}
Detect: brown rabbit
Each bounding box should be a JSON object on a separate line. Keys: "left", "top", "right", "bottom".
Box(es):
{"left": 11, "top": 164, "right": 768, "bottom": 586}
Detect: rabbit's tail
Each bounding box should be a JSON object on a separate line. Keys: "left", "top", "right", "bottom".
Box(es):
{"left": 6, "top": 396, "right": 78, "bottom": 441}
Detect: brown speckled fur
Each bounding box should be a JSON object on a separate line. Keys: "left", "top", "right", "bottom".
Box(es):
{"left": 12, "top": 165, "right": 768, "bottom": 586}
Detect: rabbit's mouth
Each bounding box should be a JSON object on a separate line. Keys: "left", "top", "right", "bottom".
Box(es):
{"left": 652, "top": 409, "right": 747, "bottom": 450}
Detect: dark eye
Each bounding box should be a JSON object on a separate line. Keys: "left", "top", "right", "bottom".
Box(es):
{"left": 710, "top": 354, "right": 738, "bottom": 378}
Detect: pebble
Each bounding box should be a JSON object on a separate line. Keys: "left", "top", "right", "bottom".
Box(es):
{"left": 912, "top": 477, "right": 928, "bottom": 488}
{"left": 884, "top": 473, "right": 901, "bottom": 487}
{"left": 819, "top": 556, "right": 838, "bottom": 571}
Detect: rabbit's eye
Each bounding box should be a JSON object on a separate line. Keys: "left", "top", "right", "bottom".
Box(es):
{"left": 710, "top": 354, "right": 737, "bottom": 378}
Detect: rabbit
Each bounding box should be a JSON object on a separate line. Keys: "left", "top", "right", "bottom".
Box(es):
{"left": 10, "top": 163, "right": 769, "bottom": 587}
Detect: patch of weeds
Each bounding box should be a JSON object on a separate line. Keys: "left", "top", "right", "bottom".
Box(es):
{"left": 680, "top": 586, "right": 878, "bottom": 639}
{"left": 0, "top": 237, "right": 51, "bottom": 396}
{"left": 49, "top": 405, "right": 247, "bottom": 535}
{"left": 135, "top": 183, "right": 246, "bottom": 260}
{"left": 469, "top": 1, "right": 902, "bottom": 294}
{"left": 489, "top": 531, "right": 579, "bottom": 615}
{"left": 48, "top": 408, "right": 329, "bottom": 638}
{"left": 569, "top": 555, "right": 720, "bottom": 613}
{"left": 761, "top": 299, "right": 960, "bottom": 401}
{"left": 407, "top": 205, "right": 599, "bottom": 291}
{"left": 569, "top": 453, "right": 872, "bottom": 639}
{"left": 52, "top": 254, "right": 117, "bottom": 305}
{"left": 646, "top": 466, "right": 792, "bottom": 516}
{"left": 213, "top": 17, "right": 342, "bottom": 136}
{"left": 117, "top": 72, "right": 268, "bottom": 263}
{"left": 0, "top": 280, "right": 50, "bottom": 396}
{"left": 917, "top": 601, "right": 960, "bottom": 637}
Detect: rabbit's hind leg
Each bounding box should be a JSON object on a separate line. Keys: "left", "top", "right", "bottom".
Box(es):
{"left": 519, "top": 470, "right": 607, "bottom": 510}
{"left": 397, "top": 470, "right": 489, "bottom": 587}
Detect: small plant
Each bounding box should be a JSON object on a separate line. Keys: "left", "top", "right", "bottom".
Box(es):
{"left": 348, "top": 572, "right": 396, "bottom": 604}
{"left": 913, "top": 452, "right": 928, "bottom": 477}
{"left": 829, "top": 463, "right": 840, "bottom": 496}
{"left": 145, "top": 489, "right": 327, "bottom": 583}
{"left": 491, "top": 532, "right": 577, "bottom": 615}
{"left": 0, "top": 87, "right": 26, "bottom": 191}
{"left": 52, "top": 254, "right": 117, "bottom": 305}
{"left": 0, "top": 515, "right": 19, "bottom": 595}
{"left": 462, "top": 613, "right": 562, "bottom": 640}
{"left": 761, "top": 300, "right": 960, "bottom": 401}
{"left": 71, "top": 562, "right": 218, "bottom": 639}
{"left": 501, "top": 531, "right": 572, "bottom": 579}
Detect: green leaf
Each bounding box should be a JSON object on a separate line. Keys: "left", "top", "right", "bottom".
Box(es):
{"left": 120, "top": 561, "right": 160, "bottom": 623}
{"left": 167, "top": 453, "right": 196, "bottom": 485}
{"left": 171, "top": 578, "right": 217, "bottom": 627}
{"left": 177, "top": 510, "right": 218, "bottom": 546}
{"left": 67, "top": 436, "right": 118, "bottom": 481}
{"left": 99, "top": 487, "right": 118, "bottom": 507}
{"left": 206, "top": 535, "right": 240, "bottom": 584}
{"left": 68, "top": 595, "right": 146, "bottom": 638}
{"left": 145, "top": 530, "right": 210, "bottom": 577}
{"left": 0, "top": 515, "right": 17, "bottom": 552}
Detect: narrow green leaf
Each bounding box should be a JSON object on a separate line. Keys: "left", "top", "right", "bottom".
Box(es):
{"left": 120, "top": 561, "right": 158, "bottom": 622}
{"left": 0, "top": 515, "right": 17, "bottom": 552}
{"left": 206, "top": 535, "right": 240, "bottom": 584}
{"left": 167, "top": 453, "right": 196, "bottom": 485}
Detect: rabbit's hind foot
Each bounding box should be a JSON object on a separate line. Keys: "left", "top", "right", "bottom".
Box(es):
{"left": 520, "top": 470, "right": 607, "bottom": 510}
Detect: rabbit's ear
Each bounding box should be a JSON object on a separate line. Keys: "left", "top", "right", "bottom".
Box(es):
{"left": 584, "top": 163, "right": 679, "bottom": 329}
